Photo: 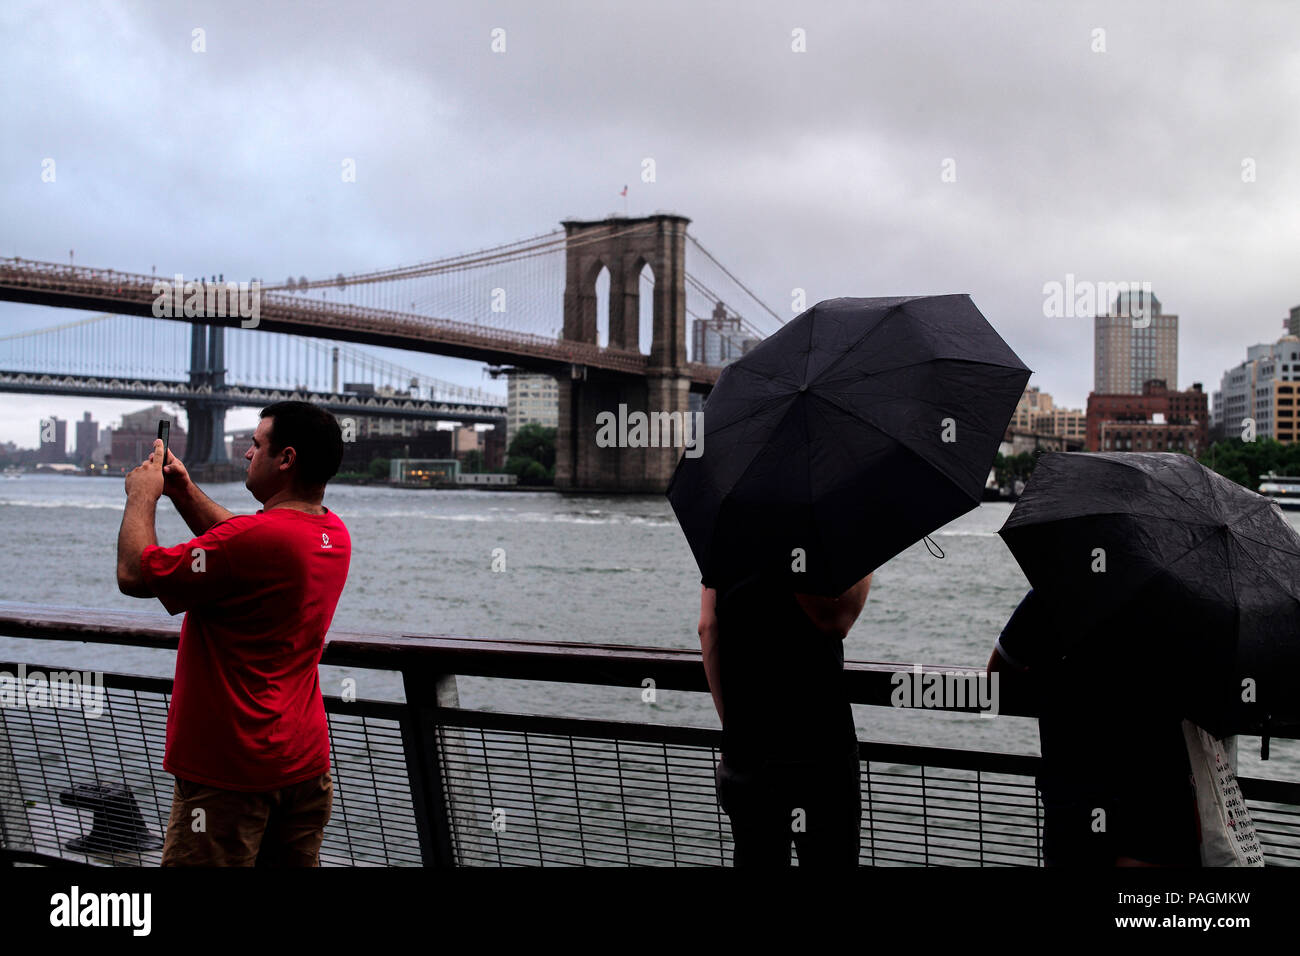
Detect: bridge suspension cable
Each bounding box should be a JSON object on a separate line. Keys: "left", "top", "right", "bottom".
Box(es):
{"left": 0, "top": 311, "right": 116, "bottom": 341}
{"left": 265, "top": 228, "right": 565, "bottom": 291}
{"left": 2, "top": 220, "right": 780, "bottom": 373}
{"left": 686, "top": 234, "right": 786, "bottom": 330}
{"left": 269, "top": 222, "right": 661, "bottom": 293}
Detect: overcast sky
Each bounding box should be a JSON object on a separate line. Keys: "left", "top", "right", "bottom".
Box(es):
{"left": 3, "top": 0, "right": 1298, "bottom": 447}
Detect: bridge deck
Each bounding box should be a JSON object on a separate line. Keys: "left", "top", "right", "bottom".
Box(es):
{"left": 0, "top": 258, "right": 720, "bottom": 388}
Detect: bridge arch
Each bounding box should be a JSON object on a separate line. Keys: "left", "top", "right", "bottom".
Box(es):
{"left": 561, "top": 213, "right": 689, "bottom": 366}
{"left": 590, "top": 261, "right": 611, "bottom": 348}
{"left": 629, "top": 257, "right": 654, "bottom": 356}
{"left": 557, "top": 214, "right": 692, "bottom": 491}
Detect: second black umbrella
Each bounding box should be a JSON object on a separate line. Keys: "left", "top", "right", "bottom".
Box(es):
{"left": 668, "top": 294, "right": 1030, "bottom": 596}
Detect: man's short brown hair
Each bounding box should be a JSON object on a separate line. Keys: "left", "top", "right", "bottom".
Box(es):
{"left": 259, "top": 401, "right": 344, "bottom": 487}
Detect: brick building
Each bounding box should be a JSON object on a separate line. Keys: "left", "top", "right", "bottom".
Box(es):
{"left": 1085, "top": 380, "right": 1208, "bottom": 454}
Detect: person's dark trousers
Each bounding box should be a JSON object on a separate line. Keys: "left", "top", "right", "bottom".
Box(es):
{"left": 1037, "top": 776, "right": 1201, "bottom": 867}
{"left": 160, "top": 772, "right": 333, "bottom": 866}
{"left": 715, "top": 750, "right": 861, "bottom": 867}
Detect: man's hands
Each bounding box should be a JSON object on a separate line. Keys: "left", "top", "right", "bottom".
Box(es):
{"left": 162, "top": 452, "right": 236, "bottom": 536}
{"left": 123, "top": 439, "right": 195, "bottom": 502}
{"left": 124, "top": 439, "right": 167, "bottom": 501}
{"left": 160, "top": 448, "right": 193, "bottom": 500}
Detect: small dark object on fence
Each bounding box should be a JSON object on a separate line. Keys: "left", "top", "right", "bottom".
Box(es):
{"left": 59, "top": 783, "right": 162, "bottom": 854}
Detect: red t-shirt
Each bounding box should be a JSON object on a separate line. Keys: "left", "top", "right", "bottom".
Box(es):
{"left": 140, "top": 507, "right": 351, "bottom": 791}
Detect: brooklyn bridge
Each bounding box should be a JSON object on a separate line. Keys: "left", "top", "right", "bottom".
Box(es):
{"left": 0, "top": 214, "right": 783, "bottom": 491}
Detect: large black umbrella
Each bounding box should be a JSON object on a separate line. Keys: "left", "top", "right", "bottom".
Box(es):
{"left": 667, "top": 295, "right": 1030, "bottom": 597}
{"left": 998, "top": 451, "right": 1300, "bottom": 737}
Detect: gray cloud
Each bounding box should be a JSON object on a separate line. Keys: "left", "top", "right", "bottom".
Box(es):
{"left": 2, "top": 0, "right": 1298, "bottom": 443}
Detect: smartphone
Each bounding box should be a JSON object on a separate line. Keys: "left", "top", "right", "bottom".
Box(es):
{"left": 157, "top": 419, "right": 170, "bottom": 469}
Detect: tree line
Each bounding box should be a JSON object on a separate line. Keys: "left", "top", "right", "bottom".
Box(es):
{"left": 996, "top": 439, "right": 1299, "bottom": 494}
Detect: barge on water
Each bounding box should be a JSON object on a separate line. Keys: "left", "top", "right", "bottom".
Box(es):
{"left": 1258, "top": 473, "right": 1300, "bottom": 511}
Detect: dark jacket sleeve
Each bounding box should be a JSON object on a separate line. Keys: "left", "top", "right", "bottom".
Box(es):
{"left": 995, "top": 589, "right": 1041, "bottom": 669}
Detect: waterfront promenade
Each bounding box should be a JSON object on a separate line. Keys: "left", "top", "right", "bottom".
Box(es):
{"left": 3, "top": 600, "right": 1299, "bottom": 867}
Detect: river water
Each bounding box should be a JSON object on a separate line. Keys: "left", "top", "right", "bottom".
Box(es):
{"left": 0, "top": 474, "right": 1295, "bottom": 781}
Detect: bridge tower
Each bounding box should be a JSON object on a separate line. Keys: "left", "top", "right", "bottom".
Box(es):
{"left": 183, "top": 324, "right": 229, "bottom": 465}
{"left": 554, "top": 213, "right": 692, "bottom": 493}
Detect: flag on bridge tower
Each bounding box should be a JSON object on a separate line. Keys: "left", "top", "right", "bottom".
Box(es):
{"left": 619, "top": 185, "right": 627, "bottom": 197}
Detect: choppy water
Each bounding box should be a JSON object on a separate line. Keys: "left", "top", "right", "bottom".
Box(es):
{"left": 0, "top": 474, "right": 1295, "bottom": 781}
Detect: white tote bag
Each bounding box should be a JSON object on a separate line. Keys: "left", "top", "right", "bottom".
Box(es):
{"left": 1181, "top": 720, "right": 1265, "bottom": 867}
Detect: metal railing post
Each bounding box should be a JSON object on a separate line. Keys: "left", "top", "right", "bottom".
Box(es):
{"left": 0, "top": 708, "right": 35, "bottom": 864}
{"left": 0, "top": 707, "right": 34, "bottom": 863}
{"left": 400, "top": 669, "right": 459, "bottom": 867}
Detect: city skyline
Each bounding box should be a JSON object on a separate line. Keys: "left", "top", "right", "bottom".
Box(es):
{"left": 5, "top": 295, "right": 1295, "bottom": 453}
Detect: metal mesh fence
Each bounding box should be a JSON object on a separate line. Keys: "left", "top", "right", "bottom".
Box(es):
{"left": 439, "top": 726, "right": 731, "bottom": 866}
{"left": 1238, "top": 786, "right": 1300, "bottom": 867}
{"left": 434, "top": 714, "right": 1046, "bottom": 866}
{"left": 323, "top": 707, "right": 422, "bottom": 866}
{"left": 0, "top": 665, "right": 420, "bottom": 867}
{"left": 861, "top": 765, "right": 1041, "bottom": 866}
{"left": 3, "top": 658, "right": 1299, "bottom": 867}
{"left": 0, "top": 676, "right": 170, "bottom": 865}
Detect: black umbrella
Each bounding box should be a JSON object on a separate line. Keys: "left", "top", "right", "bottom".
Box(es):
{"left": 998, "top": 451, "right": 1300, "bottom": 737}
{"left": 667, "top": 295, "right": 1030, "bottom": 597}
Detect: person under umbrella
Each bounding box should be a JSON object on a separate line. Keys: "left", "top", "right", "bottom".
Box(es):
{"left": 989, "top": 589, "right": 1202, "bottom": 867}
{"left": 672, "top": 294, "right": 1029, "bottom": 866}
{"left": 990, "top": 451, "right": 1300, "bottom": 865}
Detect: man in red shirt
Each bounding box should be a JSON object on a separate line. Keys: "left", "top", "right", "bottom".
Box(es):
{"left": 116, "top": 401, "right": 351, "bottom": 866}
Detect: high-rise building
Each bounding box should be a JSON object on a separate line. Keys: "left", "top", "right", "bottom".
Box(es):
{"left": 356, "top": 416, "right": 425, "bottom": 439}
{"left": 1094, "top": 290, "right": 1178, "bottom": 395}
{"left": 37, "top": 416, "right": 67, "bottom": 463}
{"left": 336, "top": 385, "right": 441, "bottom": 440}
{"left": 1212, "top": 334, "right": 1300, "bottom": 443}
{"left": 691, "top": 302, "right": 760, "bottom": 367}
{"left": 96, "top": 425, "right": 114, "bottom": 462}
{"left": 483, "top": 426, "right": 506, "bottom": 471}
{"left": 74, "top": 411, "right": 99, "bottom": 466}
{"left": 1011, "top": 386, "right": 1053, "bottom": 429}
{"left": 452, "top": 425, "right": 481, "bottom": 455}
{"left": 1010, "top": 386, "right": 1086, "bottom": 442}
{"left": 1039, "top": 406, "right": 1088, "bottom": 443}
{"left": 506, "top": 371, "right": 559, "bottom": 447}
{"left": 110, "top": 405, "right": 187, "bottom": 468}
{"left": 226, "top": 427, "right": 255, "bottom": 461}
